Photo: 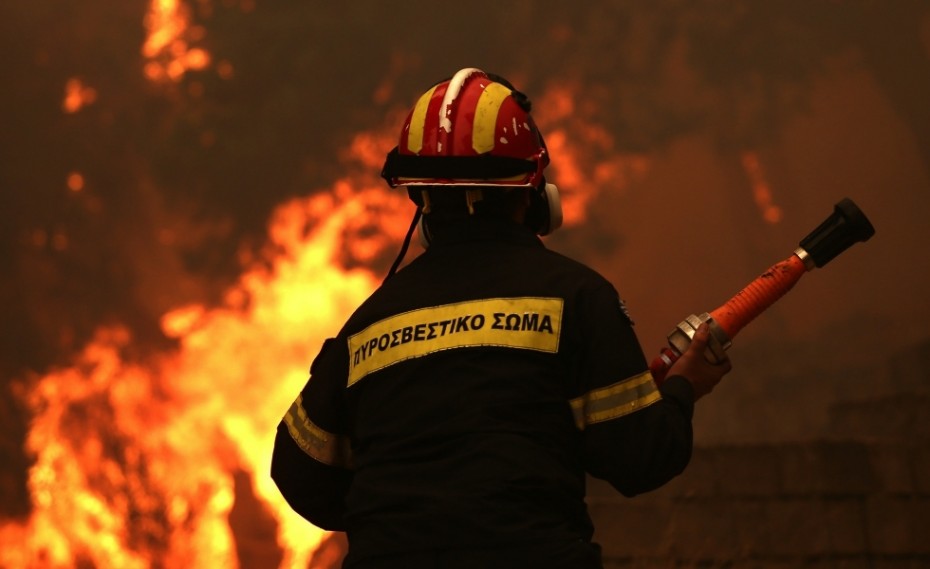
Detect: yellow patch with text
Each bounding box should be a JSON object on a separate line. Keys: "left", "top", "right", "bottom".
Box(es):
{"left": 347, "top": 297, "right": 563, "bottom": 386}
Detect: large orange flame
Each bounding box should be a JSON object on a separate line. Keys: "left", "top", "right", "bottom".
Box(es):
{"left": 0, "top": 122, "right": 410, "bottom": 567}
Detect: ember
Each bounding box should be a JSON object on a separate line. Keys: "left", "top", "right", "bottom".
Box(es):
{"left": 62, "top": 79, "right": 97, "bottom": 114}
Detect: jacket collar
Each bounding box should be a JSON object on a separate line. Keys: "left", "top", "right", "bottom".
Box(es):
{"left": 427, "top": 216, "right": 543, "bottom": 248}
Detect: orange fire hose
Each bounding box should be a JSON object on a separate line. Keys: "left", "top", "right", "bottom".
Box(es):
{"left": 709, "top": 253, "right": 807, "bottom": 339}
{"left": 650, "top": 198, "right": 875, "bottom": 385}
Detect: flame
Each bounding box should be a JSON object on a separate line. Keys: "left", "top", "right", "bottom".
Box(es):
{"left": 741, "top": 150, "right": 782, "bottom": 224}
{"left": 1, "top": 326, "right": 237, "bottom": 568}
{"left": 534, "top": 82, "right": 651, "bottom": 225}
{"left": 0, "top": 121, "right": 411, "bottom": 568}
{"left": 143, "top": 0, "right": 210, "bottom": 83}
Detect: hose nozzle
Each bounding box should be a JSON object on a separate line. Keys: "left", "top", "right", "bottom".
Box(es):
{"left": 797, "top": 198, "right": 875, "bottom": 269}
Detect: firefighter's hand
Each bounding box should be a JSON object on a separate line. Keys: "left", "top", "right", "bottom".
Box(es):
{"left": 667, "top": 323, "right": 732, "bottom": 402}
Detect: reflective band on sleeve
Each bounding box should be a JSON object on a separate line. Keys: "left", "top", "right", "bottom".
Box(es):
{"left": 347, "top": 297, "right": 563, "bottom": 386}
{"left": 569, "top": 371, "right": 661, "bottom": 430}
{"left": 283, "top": 394, "right": 352, "bottom": 468}
{"left": 405, "top": 85, "right": 438, "bottom": 154}
{"left": 472, "top": 82, "right": 512, "bottom": 154}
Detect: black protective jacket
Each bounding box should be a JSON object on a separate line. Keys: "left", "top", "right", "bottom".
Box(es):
{"left": 271, "top": 217, "right": 695, "bottom": 564}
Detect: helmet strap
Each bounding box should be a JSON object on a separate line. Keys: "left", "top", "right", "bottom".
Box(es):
{"left": 383, "top": 208, "right": 422, "bottom": 284}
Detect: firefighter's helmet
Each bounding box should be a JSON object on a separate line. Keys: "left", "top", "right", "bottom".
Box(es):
{"left": 381, "top": 68, "right": 562, "bottom": 236}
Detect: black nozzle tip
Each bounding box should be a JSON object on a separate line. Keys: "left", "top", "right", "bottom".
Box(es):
{"left": 799, "top": 198, "right": 875, "bottom": 268}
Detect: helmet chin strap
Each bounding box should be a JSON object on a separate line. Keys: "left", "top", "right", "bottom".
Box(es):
{"left": 383, "top": 208, "right": 423, "bottom": 284}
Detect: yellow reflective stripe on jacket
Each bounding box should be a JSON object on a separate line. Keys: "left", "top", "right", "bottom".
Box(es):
{"left": 347, "top": 297, "right": 563, "bottom": 386}
{"left": 283, "top": 394, "right": 352, "bottom": 468}
{"left": 569, "top": 371, "right": 661, "bottom": 430}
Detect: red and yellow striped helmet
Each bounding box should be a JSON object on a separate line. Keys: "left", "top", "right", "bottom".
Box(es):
{"left": 381, "top": 68, "right": 549, "bottom": 188}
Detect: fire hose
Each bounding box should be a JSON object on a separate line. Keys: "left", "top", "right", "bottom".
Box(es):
{"left": 649, "top": 198, "right": 875, "bottom": 385}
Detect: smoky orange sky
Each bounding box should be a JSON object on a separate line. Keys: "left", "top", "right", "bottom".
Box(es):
{"left": 1, "top": 1, "right": 929, "bottom": 567}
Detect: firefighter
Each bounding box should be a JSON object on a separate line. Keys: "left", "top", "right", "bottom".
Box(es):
{"left": 271, "top": 68, "right": 731, "bottom": 569}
